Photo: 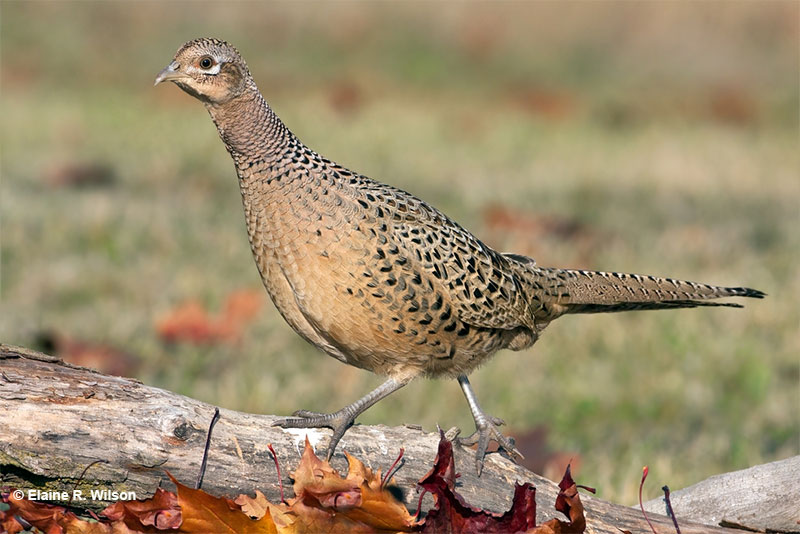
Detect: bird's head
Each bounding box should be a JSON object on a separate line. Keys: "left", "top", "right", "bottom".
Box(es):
{"left": 155, "top": 38, "right": 251, "bottom": 105}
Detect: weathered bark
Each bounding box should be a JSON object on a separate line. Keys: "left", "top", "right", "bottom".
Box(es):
{"left": 0, "top": 343, "right": 795, "bottom": 533}
{"left": 643, "top": 456, "right": 800, "bottom": 533}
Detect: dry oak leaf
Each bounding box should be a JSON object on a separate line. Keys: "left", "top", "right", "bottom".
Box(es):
{"left": 167, "top": 472, "right": 277, "bottom": 534}
{"left": 235, "top": 490, "right": 295, "bottom": 531}
{"left": 235, "top": 490, "right": 271, "bottom": 521}
{"left": 277, "top": 437, "right": 415, "bottom": 533}
{"left": 335, "top": 451, "right": 414, "bottom": 531}
{"left": 281, "top": 497, "right": 382, "bottom": 534}
{"left": 292, "top": 437, "right": 361, "bottom": 505}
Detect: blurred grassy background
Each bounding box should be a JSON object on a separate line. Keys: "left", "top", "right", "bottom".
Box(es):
{"left": 1, "top": 1, "right": 798, "bottom": 503}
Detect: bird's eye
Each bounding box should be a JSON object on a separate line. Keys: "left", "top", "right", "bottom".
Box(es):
{"left": 199, "top": 57, "right": 214, "bottom": 69}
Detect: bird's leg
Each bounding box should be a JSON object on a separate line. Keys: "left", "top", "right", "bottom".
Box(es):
{"left": 456, "top": 374, "right": 523, "bottom": 475}
{"left": 272, "top": 377, "right": 408, "bottom": 460}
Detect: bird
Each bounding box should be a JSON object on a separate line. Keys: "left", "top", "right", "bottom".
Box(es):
{"left": 155, "top": 38, "right": 765, "bottom": 475}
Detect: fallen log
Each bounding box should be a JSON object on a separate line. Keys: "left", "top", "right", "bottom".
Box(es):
{"left": 1, "top": 343, "right": 795, "bottom": 533}
{"left": 643, "top": 455, "right": 799, "bottom": 533}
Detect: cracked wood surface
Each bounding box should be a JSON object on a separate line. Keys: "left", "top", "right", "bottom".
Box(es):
{"left": 1, "top": 343, "right": 795, "bottom": 533}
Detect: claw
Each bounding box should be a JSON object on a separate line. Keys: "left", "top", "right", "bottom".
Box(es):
{"left": 458, "top": 416, "right": 523, "bottom": 476}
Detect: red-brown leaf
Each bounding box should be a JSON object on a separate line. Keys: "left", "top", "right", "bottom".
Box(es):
{"left": 417, "top": 433, "right": 538, "bottom": 534}
{"left": 0, "top": 493, "right": 125, "bottom": 534}
{"left": 534, "top": 465, "right": 591, "bottom": 534}
{"left": 1, "top": 493, "right": 73, "bottom": 534}
{"left": 101, "top": 487, "right": 181, "bottom": 531}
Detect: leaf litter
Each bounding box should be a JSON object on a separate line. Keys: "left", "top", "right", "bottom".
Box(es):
{"left": 1, "top": 433, "right": 592, "bottom": 533}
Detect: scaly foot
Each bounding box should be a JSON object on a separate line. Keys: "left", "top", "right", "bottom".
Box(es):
{"left": 273, "top": 408, "right": 355, "bottom": 460}
{"left": 271, "top": 378, "right": 409, "bottom": 460}
{"left": 456, "top": 374, "right": 524, "bottom": 475}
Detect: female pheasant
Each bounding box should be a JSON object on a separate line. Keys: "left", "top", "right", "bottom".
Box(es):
{"left": 156, "top": 38, "right": 764, "bottom": 474}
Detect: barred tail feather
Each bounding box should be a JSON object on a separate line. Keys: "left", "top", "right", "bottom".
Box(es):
{"left": 530, "top": 267, "right": 765, "bottom": 315}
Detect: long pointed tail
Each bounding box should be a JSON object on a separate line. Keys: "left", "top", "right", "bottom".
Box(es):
{"left": 522, "top": 265, "right": 765, "bottom": 316}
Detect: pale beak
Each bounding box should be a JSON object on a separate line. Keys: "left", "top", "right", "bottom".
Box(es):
{"left": 154, "top": 61, "right": 188, "bottom": 86}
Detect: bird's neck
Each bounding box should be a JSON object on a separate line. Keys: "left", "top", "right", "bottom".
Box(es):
{"left": 205, "top": 87, "right": 290, "bottom": 169}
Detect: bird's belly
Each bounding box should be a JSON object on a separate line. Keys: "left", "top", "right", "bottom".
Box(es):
{"left": 274, "top": 235, "right": 512, "bottom": 379}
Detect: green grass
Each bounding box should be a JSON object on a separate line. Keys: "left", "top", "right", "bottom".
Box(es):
{"left": 1, "top": 1, "right": 798, "bottom": 504}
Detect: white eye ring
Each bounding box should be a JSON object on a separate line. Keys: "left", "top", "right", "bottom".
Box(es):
{"left": 197, "top": 56, "right": 221, "bottom": 75}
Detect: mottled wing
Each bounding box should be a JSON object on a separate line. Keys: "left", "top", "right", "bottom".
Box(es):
{"left": 346, "top": 174, "right": 531, "bottom": 330}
